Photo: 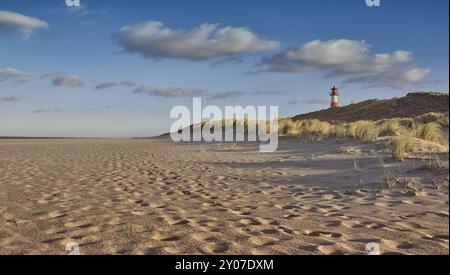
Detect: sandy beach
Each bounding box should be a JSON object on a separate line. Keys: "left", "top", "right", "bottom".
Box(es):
{"left": 0, "top": 138, "right": 448, "bottom": 255}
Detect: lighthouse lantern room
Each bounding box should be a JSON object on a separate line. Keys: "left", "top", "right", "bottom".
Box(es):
{"left": 329, "top": 86, "right": 339, "bottom": 108}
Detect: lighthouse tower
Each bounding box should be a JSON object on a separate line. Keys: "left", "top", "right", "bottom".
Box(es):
{"left": 329, "top": 86, "right": 339, "bottom": 108}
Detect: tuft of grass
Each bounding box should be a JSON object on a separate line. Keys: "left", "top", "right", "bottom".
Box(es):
{"left": 378, "top": 172, "right": 400, "bottom": 189}
{"left": 278, "top": 118, "right": 302, "bottom": 138}
{"left": 415, "top": 112, "right": 449, "bottom": 127}
{"left": 413, "top": 122, "right": 443, "bottom": 144}
{"left": 300, "top": 119, "right": 332, "bottom": 136}
{"left": 397, "top": 117, "right": 415, "bottom": 128}
{"left": 339, "top": 145, "right": 355, "bottom": 154}
{"left": 378, "top": 172, "right": 421, "bottom": 196}
{"left": 353, "top": 159, "right": 361, "bottom": 172}
{"left": 377, "top": 157, "right": 388, "bottom": 169}
{"left": 346, "top": 121, "right": 380, "bottom": 141}
{"left": 422, "top": 154, "right": 448, "bottom": 172}
{"left": 278, "top": 119, "right": 332, "bottom": 138}
{"left": 391, "top": 134, "right": 415, "bottom": 161}
{"left": 278, "top": 118, "right": 295, "bottom": 136}
{"left": 430, "top": 176, "right": 449, "bottom": 192}
{"left": 377, "top": 119, "right": 403, "bottom": 137}
{"left": 332, "top": 123, "right": 350, "bottom": 138}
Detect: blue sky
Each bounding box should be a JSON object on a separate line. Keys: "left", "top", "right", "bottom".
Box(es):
{"left": 0, "top": 0, "right": 448, "bottom": 137}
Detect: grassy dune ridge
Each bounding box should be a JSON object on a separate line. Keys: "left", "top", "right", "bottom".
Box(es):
{"left": 189, "top": 111, "right": 448, "bottom": 161}
{"left": 280, "top": 112, "right": 448, "bottom": 160}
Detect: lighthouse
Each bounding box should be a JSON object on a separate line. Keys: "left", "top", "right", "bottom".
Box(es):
{"left": 329, "top": 86, "right": 339, "bottom": 108}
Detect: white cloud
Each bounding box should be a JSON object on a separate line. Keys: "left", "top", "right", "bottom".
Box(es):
{"left": 153, "top": 87, "right": 204, "bottom": 97}
{"left": 257, "top": 39, "right": 430, "bottom": 89}
{"left": 0, "top": 67, "right": 34, "bottom": 83}
{"left": 120, "top": 80, "right": 136, "bottom": 87}
{"left": 133, "top": 85, "right": 205, "bottom": 97}
{"left": 95, "top": 82, "right": 117, "bottom": 90}
{"left": 207, "top": 90, "right": 288, "bottom": 100}
{"left": 33, "top": 107, "right": 64, "bottom": 113}
{"left": 51, "top": 74, "right": 83, "bottom": 87}
{"left": 94, "top": 81, "right": 136, "bottom": 89}
{"left": 114, "top": 21, "right": 279, "bottom": 61}
{"left": 133, "top": 85, "right": 152, "bottom": 94}
{"left": 253, "top": 90, "right": 288, "bottom": 96}
{"left": 344, "top": 67, "right": 431, "bottom": 89}
{"left": 0, "top": 10, "right": 48, "bottom": 40}
{"left": 0, "top": 95, "right": 24, "bottom": 102}
{"left": 208, "top": 91, "right": 245, "bottom": 100}
{"left": 209, "top": 56, "right": 244, "bottom": 67}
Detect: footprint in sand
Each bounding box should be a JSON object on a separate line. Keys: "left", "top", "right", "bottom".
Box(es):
{"left": 164, "top": 246, "right": 186, "bottom": 254}
{"left": 64, "top": 220, "right": 92, "bottom": 229}
{"left": 164, "top": 216, "right": 190, "bottom": 226}
{"left": 239, "top": 218, "right": 261, "bottom": 226}
{"left": 317, "top": 245, "right": 344, "bottom": 255}
{"left": 48, "top": 210, "right": 67, "bottom": 219}
{"left": 304, "top": 230, "right": 342, "bottom": 238}
{"left": 192, "top": 232, "right": 218, "bottom": 242}
{"left": 248, "top": 235, "right": 278, "bottom": 246}
{"left": 152, "top": 232, "right": 181, "bottom": 242}
{"left": 202, "top": 242, "right": 229, "bottom": 254}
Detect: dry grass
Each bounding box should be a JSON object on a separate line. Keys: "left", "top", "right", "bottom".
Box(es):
{"left": 421, "top": 154, "right": 448, "bottom": 172}
{"left": 277, "top": 114, "right": 447, "bottom": 161}
{"left": 378, "top": 172, "right": 422, "bottom": 196}
{"left": 377, "top": 119, "right": 403, "bottom": 137}
{"left": 378, "top": 172, "right": 401, "bottom": 189}
{"left": 353, "top": 159, "right": 361, "bottom": 172}
{"left": 377, "top": 157, "right": 388, "bottom": 169}
{"left": 278, "top": 118, "right": 302, "bottom": 137}
{"left": 301, "top": 119, "right": 332, "bottom": 136}
{"left": 391, "top": 134, "right": 415, "bottom": 161}
{"left": 415, "top": 112, "right": 449, "bottom": 127}
{"left": 279, "top": 119, "right": 332, "bottom": 138}
{"left": 339, "top": 145, "right": 357, "bottom": 154}
{"left": 431, "top": 176, "right": 449, "bottom": 192}
{"left": 347, "top": 121, "right": 380, "bottom": 141}
{"left": 413, "top": 122, "right": 443, "bottom": 144}
{"left": 189, "top": 114, "right": 447, "bottom": 160}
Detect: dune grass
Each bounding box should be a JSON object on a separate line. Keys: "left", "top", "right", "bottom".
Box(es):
{"left": 188, "top": 112, "right": 448, "bottom": 161}
{"left": 391, "top": 134, "right": 415, "bottom": 161}
{"left": 376, "top": 119, "right": 403, "bottom": 137}
{"left": 415, "top": 112, "right": 449, "bottom": 127}
{"left": 413, "top": 122, "right": 443, "bottom": 144}
{"left": 276, "top": 112, "right": 447, "bottom": 161}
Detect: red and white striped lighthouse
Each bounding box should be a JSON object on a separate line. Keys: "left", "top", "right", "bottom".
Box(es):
{"left": 329, "top": 86, "right": 339, "bottom": 108}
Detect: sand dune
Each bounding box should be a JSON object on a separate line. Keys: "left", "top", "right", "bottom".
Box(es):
{"left": 0, "top": 138, "right": 448, "bottom": 255}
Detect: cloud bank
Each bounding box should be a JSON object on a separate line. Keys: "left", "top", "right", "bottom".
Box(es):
{"left": 0, "top": 95, "right": 24, "bottom": 102}
{"left": 94, "top": 82, "right": 117, "bottom": 90}
{"left": 208, "top": 90, "right": 289, "bottom": 100}
{"left": 51, "top": 74, "right": 83, "bottom": 87}
{"left": 0, "top": 10, "right": 48, "bottom": 40}
{"left": 256, "top": 39, "right": 430, "bottom": 89}
{"left": 0, "top": 67, "right": 34, "bottom": 83}
{"left": 94, "top": 81, "right": 136, "bottom": 89}
{"left": 133, "top": 85, "right": 205, "bottom": 97}
{"left": 114, "top": 21, "right": 279, "bottom": 61}
{"left": 208, "top": 91, "right": 245, "bottom": 100}
{"left": 33, "top": 107, "right": 64, "bottom": 113}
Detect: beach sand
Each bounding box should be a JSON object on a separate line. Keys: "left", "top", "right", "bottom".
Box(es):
{"left": 0, "top": 138, "right": 448, "bottom": 255}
